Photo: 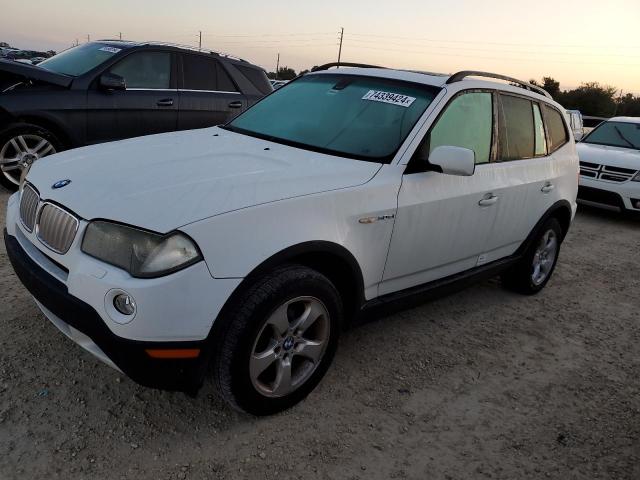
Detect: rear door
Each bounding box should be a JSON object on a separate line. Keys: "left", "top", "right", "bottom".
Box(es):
{"left": 177, "top": 54, "right": 246, "bottom": 130}
{"left": 480, "top": 93, "right": 566, "bottom": 263}
{"left": 86, "top": 50, "right": 178, "bottom": 143}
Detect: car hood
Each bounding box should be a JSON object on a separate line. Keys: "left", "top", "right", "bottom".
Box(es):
{"left": 26, "top": 127, "right": 382, "bottom": 232}
{"left": 577, "top": 142, "right": 640, "bottom": 169}
{"left": 0, "top": 59, "right": 72, "bottom": 88}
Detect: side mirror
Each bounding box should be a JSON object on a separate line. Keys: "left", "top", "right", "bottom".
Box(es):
{"left": 99, "top": 72, "right": 126, "bottom": 91}
{"left": 428, "top": 145, "right": 475, "bottom": 176}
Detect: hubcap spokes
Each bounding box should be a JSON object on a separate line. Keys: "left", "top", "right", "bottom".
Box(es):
{"left": 0, "top": 134, "right": 56, "bottom": 186}
{"left": 532, "top": 229, "right": 558, "bottom": 286}
{"left": 250, "top": 296, "right": 330, "bottom": 398}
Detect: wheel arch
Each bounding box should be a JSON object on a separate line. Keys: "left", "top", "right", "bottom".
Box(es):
{"left": 11, "top": 114, "right": 74, "bottom": 148}
{"left": 211, "top": 241, "right": 366, "bottom": 336}
{"left": 517, "top": 200, "right": 573, "bottom": 256}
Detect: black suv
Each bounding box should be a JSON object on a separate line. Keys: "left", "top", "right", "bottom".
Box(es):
{"left": 0, "top": 40, "right": 272, "bottom": 189}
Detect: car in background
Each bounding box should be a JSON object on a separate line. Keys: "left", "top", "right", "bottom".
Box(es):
{"left": 0, "top": 48, "right": 20, "bottom": 58}
{"left": 577, "top": 116, "right": 640, "bottom": 212}
{"left": 0, "top": 40, "right": 272, "bottom": 189}
{"left": 582, "top": 115, "right": 608, "bottom": 136}
{"left": 270, "top": 79, "right": 288, "bottom": 90}
{"left": 566, "top": 110, "right": 584, "bottom": 141}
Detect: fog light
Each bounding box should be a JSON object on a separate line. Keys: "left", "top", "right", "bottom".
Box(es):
{"left": 113, "top": 294, "right": 136, "bottom": 315}
{"left": 632, "top": 199, "right": 640, "bottom": 209}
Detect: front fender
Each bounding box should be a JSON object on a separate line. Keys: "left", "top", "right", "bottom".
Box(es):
{"left": 180, "top": 166, "right": 402, "bottom": 300}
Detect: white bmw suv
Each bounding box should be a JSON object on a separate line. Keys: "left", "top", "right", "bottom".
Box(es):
{"left": 576, "top": 116, "right": 640, "bottom": 212}
{"left": 5, "top": 65, "right": 578, "bottom": 415}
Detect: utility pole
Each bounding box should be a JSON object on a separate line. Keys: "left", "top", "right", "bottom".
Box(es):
{"left": 337, "top": 27, "right": 344, "bottom": 67}
{"left": 199, "top": 31, "right": 202, "bottom": 51}
{"left": 276, "top": 53, "right": 280, "bottom": 80}
{"left": 87, "top": 34, "right": 90, "bottom": 43}
{"left": 119, "top": 32, "right": 122, "bottom": 40}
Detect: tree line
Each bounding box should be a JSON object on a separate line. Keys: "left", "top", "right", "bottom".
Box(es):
{"left": 530, "top": 77, "right": 640, "bottom": 118}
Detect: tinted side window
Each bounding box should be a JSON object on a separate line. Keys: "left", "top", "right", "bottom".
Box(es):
{"left": 183, "top": 55, "right": 217, "bottom": 91}
{"left": 236, "top": 65, "right": 272, "bottom": 95}
{"left": 217, "top": 64, "right": 238, "bottom": 92}
{"left": 545, "top": 105, "right": 569, "bottom": 151}
{"left": 427, "top": 92, "right": 493, "bottom": 164}
{"left": 533, "top": 103, "right": 547, "bottom": 156}
{"left": 499, "top": 94, "right": 534, "bottom": 160}
{"left": 110, "top": 51, "right": 171, "bottom": 89}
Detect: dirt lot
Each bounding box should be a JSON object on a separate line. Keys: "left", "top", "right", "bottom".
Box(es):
{"left": 0, "top": 187, "right": 639, "bottom": 480}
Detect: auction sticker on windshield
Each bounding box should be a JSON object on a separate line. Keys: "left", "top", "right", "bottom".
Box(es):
{"left": 362, "top": 90, "right": 416, "bottom": 108}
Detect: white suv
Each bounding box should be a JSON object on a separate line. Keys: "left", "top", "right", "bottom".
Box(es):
{"left": 577, "top": 116, "right": 640, "bottom": 212}
{"left": 4, "top": 65, "right": 578, "bottom": 415}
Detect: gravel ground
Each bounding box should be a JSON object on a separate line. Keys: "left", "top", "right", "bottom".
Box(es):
{"left": 1, "top": 186, "right": 639, "bottom": 480}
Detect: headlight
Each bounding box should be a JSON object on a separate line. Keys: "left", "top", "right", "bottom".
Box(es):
{"left": 81, "top": 221, "right": 202, "bottom": 278}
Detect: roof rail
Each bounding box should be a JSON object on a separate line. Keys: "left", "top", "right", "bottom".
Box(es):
{"left": 402, "top": 69, "right": 448, "bottom": 77}
{"left": 96, "top": 40, "right": 249, "bottom": 63}
{"left": 311, "top": 62, "right": 385, "bottom": 72}
{"left": 446, "top": 71, "right": 552, "bottom": 99}
{"left": 144, "top": 41, "right": 248, "bottom": 62}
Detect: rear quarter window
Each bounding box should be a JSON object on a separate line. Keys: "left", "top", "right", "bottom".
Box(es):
{"left": 236, "top": 65, "right": 272, "bottom": 95}
{"left": 544, "top": 105, "right": 569, "bottom": 152}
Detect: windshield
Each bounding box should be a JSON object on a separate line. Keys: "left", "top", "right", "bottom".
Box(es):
{"left": 225, "top": 74, "right": 440, "bottom": 162}
{"left": 38, "top": 43, "right": 126, "bottom": 77}
{"left": 583, "top": 121, "right": 640, "bottom": 150}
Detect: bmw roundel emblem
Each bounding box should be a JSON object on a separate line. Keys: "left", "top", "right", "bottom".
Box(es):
{"left": 52, "top": 179, "right": 71, "bottom": 189}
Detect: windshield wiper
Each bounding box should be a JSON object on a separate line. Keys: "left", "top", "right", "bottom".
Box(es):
{"left": 613, "top": 126, "right": 640, "bottom": 149}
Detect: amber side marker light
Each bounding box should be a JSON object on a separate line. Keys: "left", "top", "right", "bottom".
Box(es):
{"left": 145, "top": 349, "right": 201, "bottom": 359}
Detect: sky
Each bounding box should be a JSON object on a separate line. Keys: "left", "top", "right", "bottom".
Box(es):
{"left": 2, "top": 0, "right": 639, "bottom": 94}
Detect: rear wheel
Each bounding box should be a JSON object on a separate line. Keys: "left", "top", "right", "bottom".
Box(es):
{"left": 501, "top": 218, "right": 562, "bottom": 295}
{"left": 212, "top": 265, "right": 342, "bottom": 415}
{"left": 0, "top": 123, "right": 62, "bottom": 190}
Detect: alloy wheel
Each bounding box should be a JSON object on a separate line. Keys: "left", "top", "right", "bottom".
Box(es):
{"left": 250, "top": 296, "right": 331, "bottom": 398}
{"left": 531, "top": 229, "right": 558, "bottom": 286}
{"left": 0, "top": 134, "right": 56, "bottom": 186}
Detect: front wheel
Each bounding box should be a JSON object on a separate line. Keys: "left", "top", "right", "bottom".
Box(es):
{"left": 212, "top": 265, "right": 342, "bottom": 415}
{"left": 501, "top": 218, "right": 563, "bottom": 295}
{"left": 0, "top": 123, "right": 62, "bottom": 190}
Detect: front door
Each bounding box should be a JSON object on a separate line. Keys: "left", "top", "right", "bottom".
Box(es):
{"left": 380, "top": 91, "right": 501, "bottom": 295}
{"left": 86, "top": 50, "right": 178, "bottom": 144}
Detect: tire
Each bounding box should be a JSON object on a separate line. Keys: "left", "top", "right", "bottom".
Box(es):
{"left": 0, "top": 123, "right": 63, "bottom": 191}
{"left": 212, "top": 264, "right": 342, "bottom": 415}
{"left": 501, "top": 218, "right": 563, "bottom": 295}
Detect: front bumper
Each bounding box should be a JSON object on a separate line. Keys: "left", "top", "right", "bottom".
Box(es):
{"left": 5, "top": 229, "right": 210, "bottom": 393}
{"left": 578, "top": 176, "right": 640, "bottom": 212}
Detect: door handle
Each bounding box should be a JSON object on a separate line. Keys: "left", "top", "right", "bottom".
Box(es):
{"left": 228, "top": 101, "right": 243, "bottom": 109}
{"left": 156, "top": 98, "right": 174, "bottom": 107}
{"left": 478, "top": 193, "right": 498, "bottom": 207}
{"left": 541, "top": 182, "right": 555, "bottom": 193}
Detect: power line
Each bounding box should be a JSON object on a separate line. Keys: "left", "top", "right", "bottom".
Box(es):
{"left": 344, "top": 38, "right": 640, "bottom": 59}
{"left": 201, "top": 32, "right": 335, "bottom": 38}
{"left": 345, "top": 32, "right": 640, "bottom": 50}
{"left": 344, "top": 43, "right": 640, "bottom": 68}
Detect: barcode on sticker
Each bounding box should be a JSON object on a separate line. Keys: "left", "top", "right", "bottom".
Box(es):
{"left": 362, "top": 90, "right": 416, "bottom": 107}
{"left": 99, "top": 46, "right": 121, "bottom": 54}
